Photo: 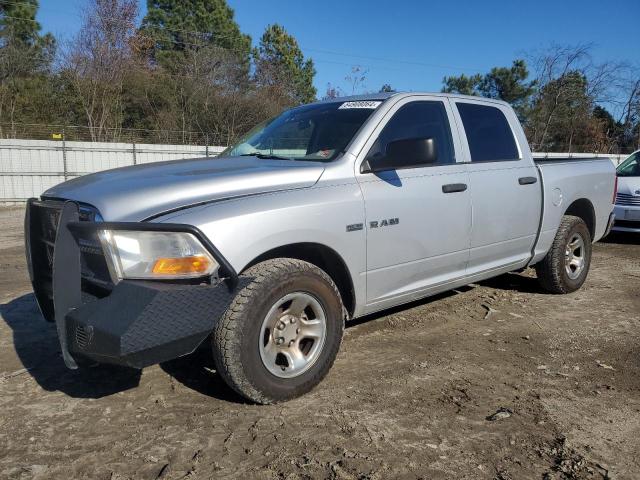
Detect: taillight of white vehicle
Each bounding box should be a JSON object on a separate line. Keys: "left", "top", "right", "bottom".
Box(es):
{"left": 613, "top": 175, "right": 618, "bottom": 204}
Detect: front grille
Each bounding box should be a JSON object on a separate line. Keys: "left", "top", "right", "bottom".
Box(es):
{"left": 27, "top": 200, "right": 113, "bottom": 321}
{"left": 27, "top": 200, "right": 65, "bottom": 320}
{"left": 77, "top": 230, "right": 113, "bottom": 294}
{"left": 615, "top": 193, "right": 640, "bottom": 206}
{"left": 35, "top": 201, "right": 63, "bottom": 269}
{"left": 614, "top": 219, "right": 640, "bottom": 229}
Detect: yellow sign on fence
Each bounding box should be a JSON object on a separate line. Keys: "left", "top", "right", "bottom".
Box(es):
{"left": 51, "top": 133, "right": 63, "bottom": 140}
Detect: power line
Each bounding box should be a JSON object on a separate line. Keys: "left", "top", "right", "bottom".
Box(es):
{"left": 1, "top": 12, "right": 485, "bottom": 74}
{"left": 133, "top": 20, "right": 484, "bottom": 72}
{"left": 301, "top": 47, "right": 481, "bottom": 72}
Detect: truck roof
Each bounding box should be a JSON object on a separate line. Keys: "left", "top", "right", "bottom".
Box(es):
{"left": 317, "top": 92, "right": 511, "bottom": 108}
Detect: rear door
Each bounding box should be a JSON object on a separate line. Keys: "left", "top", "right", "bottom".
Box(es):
{"left": 356, "top": 96, "right": 471, "bottom": 306}
{"left": 451, "top": 99, "right": 541, "bottom": 274}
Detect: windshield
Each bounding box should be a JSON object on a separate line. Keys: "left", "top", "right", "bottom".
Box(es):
{"left": 220, "top": 100, "right": 382, "bottom": 161}
{"left": 617, "top": 151, "right": 640, "bottom": 177}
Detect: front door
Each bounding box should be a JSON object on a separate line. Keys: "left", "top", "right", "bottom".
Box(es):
{"left": 356, "top": 97, "right": 472, "bottom": 307}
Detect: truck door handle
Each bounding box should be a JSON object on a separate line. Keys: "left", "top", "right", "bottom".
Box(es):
{"left": 518, "top": 176, "right": 538, "bottom": 185}
{"left": 442, "top": 183, "right": 467, "bottom": 193}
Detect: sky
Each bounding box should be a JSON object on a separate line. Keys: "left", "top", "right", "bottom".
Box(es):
{"left": 38, "top": 0, "right": 640, "bottom": 102}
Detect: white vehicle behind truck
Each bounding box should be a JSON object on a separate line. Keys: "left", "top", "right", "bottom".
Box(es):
{"left": 25, "top": 92, "right": 616, "bottom": 403}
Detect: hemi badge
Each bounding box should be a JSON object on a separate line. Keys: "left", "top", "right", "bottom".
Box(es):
{"left": 346, "top": 223, "right": 364, "bottom": 232}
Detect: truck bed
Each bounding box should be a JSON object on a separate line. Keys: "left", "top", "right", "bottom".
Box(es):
{"left": 534, "top": 157, "right": 606, "bottom": 164}
{"left": 529, "top": 157, "right": 615, "bottom": 266}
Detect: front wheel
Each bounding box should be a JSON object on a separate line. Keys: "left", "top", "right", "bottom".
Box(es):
{"left": 212, "top": 258, "right": 344, "bottom": 404}
{"left": 535, "top": 215, "right": 592, "bottom": 294}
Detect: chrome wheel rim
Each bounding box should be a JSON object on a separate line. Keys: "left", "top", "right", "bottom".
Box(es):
{"left": 259, "top": 292, "right": 327, "bottom": 379}
{"left": 565, "top": 233, "right": 585, "bottom": 280}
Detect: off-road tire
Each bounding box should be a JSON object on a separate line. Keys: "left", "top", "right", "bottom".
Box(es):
{"left": 535, "top": 215, "right": 592, "bottom": 294}
{"left": 212, "top": 258, "right": 344, "bottom": 404}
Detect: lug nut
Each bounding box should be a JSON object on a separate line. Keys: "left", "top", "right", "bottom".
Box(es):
{"left": 277, "top": 321, "right": 286, "bottom": 330}
{"left": 276, "top": 337, "right": 284, "bottom": 345}
{"left": 288, "top": 340, "right": 295, "bottom": 347}
{"left": 290, "top": 317, "right": 296, "bottom": 324}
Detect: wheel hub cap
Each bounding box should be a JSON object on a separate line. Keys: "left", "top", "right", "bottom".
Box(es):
{"left": 565, "top": 233, "right": 585, "bottom": 280}
{"left": 259, "top": 292, "right": 327, "bottom": 379}
{"left": 277, "top": 315, "right": 298, "bottom": 345}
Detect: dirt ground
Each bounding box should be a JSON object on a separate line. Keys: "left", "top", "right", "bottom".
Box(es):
{"left": 1, "top": 205, "right": 639, "bottom": 480}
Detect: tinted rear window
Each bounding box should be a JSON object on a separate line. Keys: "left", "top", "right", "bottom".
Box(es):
{"left": 456, "top": 103, "right": 519, "bottom": 162}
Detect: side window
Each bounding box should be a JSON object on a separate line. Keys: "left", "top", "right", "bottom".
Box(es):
{"left": 367, "top": 101, "right": 455, "bottom": 166}
{"left": 456, "top": 103, "right": 519, "bottom": 162}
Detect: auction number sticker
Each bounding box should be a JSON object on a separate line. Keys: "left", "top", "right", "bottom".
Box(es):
{"left": 339, "top": 101, "right": 382, "bottom": 109}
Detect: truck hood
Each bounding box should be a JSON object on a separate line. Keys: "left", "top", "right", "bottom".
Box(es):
{"left": 43, "top": 156, "right": 325, "bottom": 221}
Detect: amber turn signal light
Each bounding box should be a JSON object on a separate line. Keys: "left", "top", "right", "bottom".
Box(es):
{"left": 152, "top": 255, "right": 212, "bottom": 276}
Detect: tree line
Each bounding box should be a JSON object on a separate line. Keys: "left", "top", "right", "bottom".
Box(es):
{"left": 442, "top": 47, "right": 639, "bottom": 153}
{"left": 1, "top": 0, "right": 638, "bottom": 153}
{"left": 0, "top": 0, "right": 316, "bottom": 144}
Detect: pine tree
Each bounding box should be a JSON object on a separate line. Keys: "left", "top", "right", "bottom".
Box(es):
{"left": 0, "top": 0, "right": 55, "bottom": 76}
{"left": 141, "top": 0, "right": 251, "bottom": 70}
{"left": 0, "top": 0, "right": 57, "bottom": 131}
{"left": 442, "top": 60, "right": 535, "bottom": 120}
{"left": 478, "top": 60, "right": 536, "bottom": 119}
{"left": 441, "top": 73, "right": 483, "bottom": 96}
{"left": 254, "top": 24, "right": 316, "bottom": 104}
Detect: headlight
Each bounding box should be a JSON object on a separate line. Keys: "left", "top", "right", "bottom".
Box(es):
{"left": 98, "top": 230, "right": 219, "bottom": 281}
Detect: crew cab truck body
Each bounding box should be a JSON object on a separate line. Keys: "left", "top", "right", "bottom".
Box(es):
{"left": 25, "top": 93, "right": 616, "bottom": 403}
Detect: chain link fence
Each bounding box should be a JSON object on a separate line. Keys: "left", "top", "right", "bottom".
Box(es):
{"left": 0, "top": 123, "right": 230, "bottom": 146}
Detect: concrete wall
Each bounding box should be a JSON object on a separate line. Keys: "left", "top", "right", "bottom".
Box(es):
{"left": 0, "top": 138, "right": 631, "bottom": 202}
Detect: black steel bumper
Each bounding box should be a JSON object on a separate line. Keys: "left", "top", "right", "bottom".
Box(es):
{"left": 65, "top": 280, "right": 237, "bottom": 368}
{"left": 25, "top": 199, "right": 238, "bottom": 369}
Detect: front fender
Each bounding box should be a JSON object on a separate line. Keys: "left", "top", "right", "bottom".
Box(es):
{"left": 157, "top": 183, "right": 368, "bottom": 315}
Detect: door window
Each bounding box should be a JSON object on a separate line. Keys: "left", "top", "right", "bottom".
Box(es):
{"left": 456, "top": 103, "right": 519, "bottom": 162}
{"left": 366, "top": 101, "right": 455, "bottom": 166}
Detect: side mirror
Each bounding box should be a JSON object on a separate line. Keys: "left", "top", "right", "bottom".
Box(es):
{"left": 361, "top": 137, "right": 438, "bottom": 174}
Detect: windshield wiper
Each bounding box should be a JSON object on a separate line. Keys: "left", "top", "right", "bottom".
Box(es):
{"left": 239, "top": 152, "right": 291, "bottom": 160}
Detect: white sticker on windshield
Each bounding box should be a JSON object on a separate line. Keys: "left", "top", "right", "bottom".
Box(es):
{"left": 338, "top": 101, "right": 382, "bottom": 109}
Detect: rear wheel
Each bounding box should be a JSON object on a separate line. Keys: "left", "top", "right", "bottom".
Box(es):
{"left": 535, "top": 215, "right": 592, "bottom": 294}
{"left": 212, "top": 258, "right": 344, "bottom": 404}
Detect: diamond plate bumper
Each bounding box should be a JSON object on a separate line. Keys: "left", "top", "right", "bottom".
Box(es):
{"left": 66, "top": 279, "right": 237, "bottom": 368}
{"left": 25, "top": 198, "right": 239, "bottom": 369}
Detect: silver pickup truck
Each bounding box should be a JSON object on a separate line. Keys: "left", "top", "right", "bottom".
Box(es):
{"left": 25, "top": 92, "right": 616, "bottom": 403}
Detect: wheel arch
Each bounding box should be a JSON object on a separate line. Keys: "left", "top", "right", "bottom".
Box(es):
{"left": 243, "top": 242, "right": 356, "bottom": 319}
{"left": 564, "top": 198, "right": 596, "bottom": 240}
